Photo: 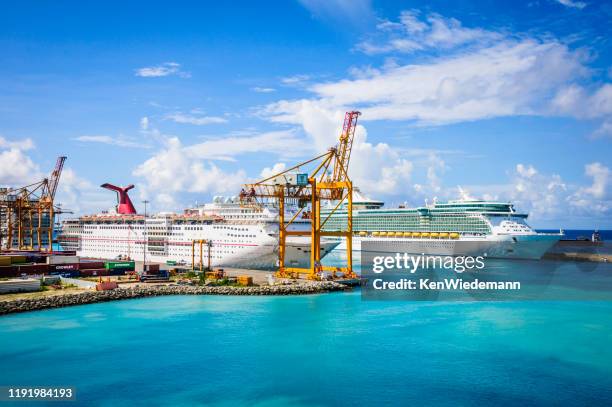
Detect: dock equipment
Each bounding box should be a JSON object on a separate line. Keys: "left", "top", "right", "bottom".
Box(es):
{"left": 241, "top": 111, "right": 361, "bottom": 280}
{"left": 0, "top": 156, "right": 67, "bottom": 251}
{"left": 191, "top": 239, "right": 212, "bottom": 272}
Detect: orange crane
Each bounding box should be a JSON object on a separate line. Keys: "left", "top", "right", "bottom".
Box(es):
{"left": 0, "top": 156, "right": 67, "bottom": 251}
{"left": 241, "top": 111, "right": 360, "bottom": 280}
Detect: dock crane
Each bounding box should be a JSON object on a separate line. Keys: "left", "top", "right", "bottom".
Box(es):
{"left": 241, "top": 111, "right": 361, "bottom": 280}
{"left": 0, "top": 156, "right": 67, "bottom": 251}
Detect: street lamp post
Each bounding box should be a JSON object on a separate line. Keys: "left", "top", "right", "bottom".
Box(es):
{"left": 142, "top": 200, "right": 149, "bottom": 270}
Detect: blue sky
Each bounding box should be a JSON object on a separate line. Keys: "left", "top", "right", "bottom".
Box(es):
{"left": 0, "top": 0, "right": 611, "bottom": 228}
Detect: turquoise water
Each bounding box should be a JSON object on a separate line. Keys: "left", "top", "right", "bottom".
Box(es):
{"left": 1, "top": 292, "right": 612, "bottom": 406}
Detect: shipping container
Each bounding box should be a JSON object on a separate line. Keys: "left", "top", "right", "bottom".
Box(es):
{"left": 46, "top": 255, "right": 80, "bottom": 265}
{"left": 237, "top": 276, "right": 253, "bottom": 286}
{"left": 79, "top": 268, "right": 110, "bottom": 277}
{"left": 16, "top": 263, "right": 50, "bottom": 274}
{"left": 10, "top": 255, "right": 27, "bottom": 264}
{"left": 0, "top": 266, "right": 19, "bottom": 278}
{"left": 105, "top": 261, "right": 135, "bottom": 271}
{"left": 48, "top": 263, "right": 79, "bottom": 273}
{"left": 78, "top": 261, "right": 105, "bottom": 270}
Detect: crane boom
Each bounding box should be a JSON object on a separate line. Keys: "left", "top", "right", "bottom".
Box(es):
{"left": 47, "top": 156, "right": 67, "bottom": 200}
{"left": 332, "top": 111, "right": 360, "bottom": 182}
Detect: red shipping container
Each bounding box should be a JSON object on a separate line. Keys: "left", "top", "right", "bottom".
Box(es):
{"left": 80, "top": 268, "right": 109, "bottom": 277}
{"left": 79, "top": 261, "right": 105, "bottom": 270}
{"left": 48, "top": 263, "right": 79, "bottom": 273}
{"left": 0, "top": 266, "right": 19, "bottom": 277}
{"left": 17, "top": 263, "right": 50, "bottom": 274}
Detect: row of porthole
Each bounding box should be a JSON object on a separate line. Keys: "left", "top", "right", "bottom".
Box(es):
{"left": 358, "top": 231, "right": 461, "bottom": 239}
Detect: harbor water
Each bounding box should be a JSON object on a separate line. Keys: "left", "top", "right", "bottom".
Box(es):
{"left": 1, "top": 287, "right": 612, "bottom": 405}
{"left": 2, "top": 234, "right": 612, "bottom": 405}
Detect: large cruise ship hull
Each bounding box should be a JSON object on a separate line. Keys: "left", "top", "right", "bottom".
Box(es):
{"left": 232, "top": 239, "right": 340, "bottom": 270}
{"left": 331, "top": 233, "right": 561, "bottom": 260}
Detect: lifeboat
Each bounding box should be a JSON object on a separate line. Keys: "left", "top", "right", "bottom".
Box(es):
{"left": 412, "top": 232, "right": 421, "bottom": 238}
{"left": 403, "top": 232, "right": 411, "bottom": 237}
{"left": 421, "top": 232, "right": 430, "bottom": 238}
{"left": 450, "top": 232, "right": 460, "bottom": 239}
{"left": 359, "top": 231, "right": 367, "bottom": 236}
{"left": 379, "top": 232, "right": 387, "bottom": 237}
{"left": 372, "top": 231, "right": 380, "bottom": 236}
{"left": 439, "top": 232, "right": 449, "bottom": 239}
{"left": 430, "top": 232, "right": 439, "bottom": 238}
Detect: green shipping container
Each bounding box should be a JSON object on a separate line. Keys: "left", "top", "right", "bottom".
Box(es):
{"left": 166, "top": 260, "right": 177, "bottom": 266}
{"left": 105, "top": 261, "right": 135, "bottom": 270}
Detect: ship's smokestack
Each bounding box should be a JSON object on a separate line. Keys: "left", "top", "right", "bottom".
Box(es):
{"left": 101, "top": 183, "right": 137, "bottom": 215}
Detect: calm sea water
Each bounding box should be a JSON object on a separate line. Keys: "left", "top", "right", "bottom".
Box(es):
{"left": 1, "top": 291, "right": 612, "bottom": 406}
{"left": 11, "top": 231, "right": 611, "bottom": 405}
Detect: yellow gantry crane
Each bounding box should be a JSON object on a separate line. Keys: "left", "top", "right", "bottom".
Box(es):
{"left": 241, "top": 111, "right": 361, "bottom": 280}
{"left": 0, "top": 156, "right": 66, "bottom": 251}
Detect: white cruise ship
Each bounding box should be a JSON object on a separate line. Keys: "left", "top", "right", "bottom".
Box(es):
{"left": 59, "top": 184, "right": 338, "bottom": 269}
{"left": 322, "top": 189, "right": 562, "bottom": 260}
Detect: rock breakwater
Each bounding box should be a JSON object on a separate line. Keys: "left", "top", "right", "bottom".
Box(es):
{"left": 0, "top": 282, "right": 350, "bottom": 315}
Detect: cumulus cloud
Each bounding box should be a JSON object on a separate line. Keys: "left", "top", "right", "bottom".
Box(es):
{"left": 0, "top": 136, "right": 35, "bottom": 151}
{"left": 165, "top": 113, "right": 228, "bottom": 125}
{"left": 0, "top": 139, "right": 107, "bottom": 215}
{"left": 260, "top": 162, "right": 287, "bottom": 179}
{"left": 135, "top": 62, "right": 190, "bottom": 78}
{"left": 133, "top": 137, "right": 247, "bottom": 209}
{"left": 131, "top": 125, "right": 312, "bottom": 208}
{"left": 55, "top": 168, "right": 113, "bottom": 215}
{"left": 0, "top": 148, "right": 41, "bottom": 186}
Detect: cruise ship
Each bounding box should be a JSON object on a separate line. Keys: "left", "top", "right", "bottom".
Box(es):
{"left": 322, "top": 189, "right": 562, "bottom": 260}
{"left": 59, "top": 184, "right": 338, "bottom": 269}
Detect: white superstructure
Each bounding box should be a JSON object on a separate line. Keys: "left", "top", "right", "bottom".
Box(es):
{"left": 323, "top": 190, "right": 563, "bottom": 260}
{"left": 59, "top": 196, "right": 338, "bottom": 269}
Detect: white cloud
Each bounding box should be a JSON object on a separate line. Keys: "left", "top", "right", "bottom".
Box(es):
{"left": 132, "top": 125, "right": 310, "bottom": 209}
{"left": 486, "top": 163, "right": 567, "bottom": 221}
{"left": 552, "top": 83, "right": 612, "bottom": 118}
{"left": 281, "top": 74, "right": 311, "bottom": 85}
{"left": 357, "top": 11, "right": 501, "bottom": 55}
{"left": 74, "top": 135, "right": 149, "bottom": 149}
{"left": 165, "top": 113, "right": 228, "bottom": 125}
{"left": 252, "top": 87, "right": 276, "bottom": 93}
{"left": 257, "top": 102, "right": 416, "bottom": 195}
{"left": 133, "top": 137, "right": 247, "bottom": 209}
{"left": 579, "top": 162, "right": 610, "bottom": 199}
{"left": 592, "top": 120, "right": 612, "bottom": 138}
{"left": 260, "top": 162, "right": 287, "bottom": 179}
{"left": 54, "top": 168, "right": 114, "bottom": 215}
{"left": 555, "top": 0, "right": 587, "bottom": 9}
{"left": 341, "top": 125, "right": 412, "bottom": 195}
{"left": 185, "top": 130, "right": 306, "bottom": 161}
{"left": 135, "top": 62, "right": 189, "bottom": 78}
{"left": 140, "top": 117, "right": 149, "bottom": 131}
{"left": 0, "top": 136, "right": 35, "bottom": 150}
{"left": 0, "top": 148, "right": 41, "bottom": 186}
{"left": 263, "top": 10, "right": 610, "bottom": 129}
